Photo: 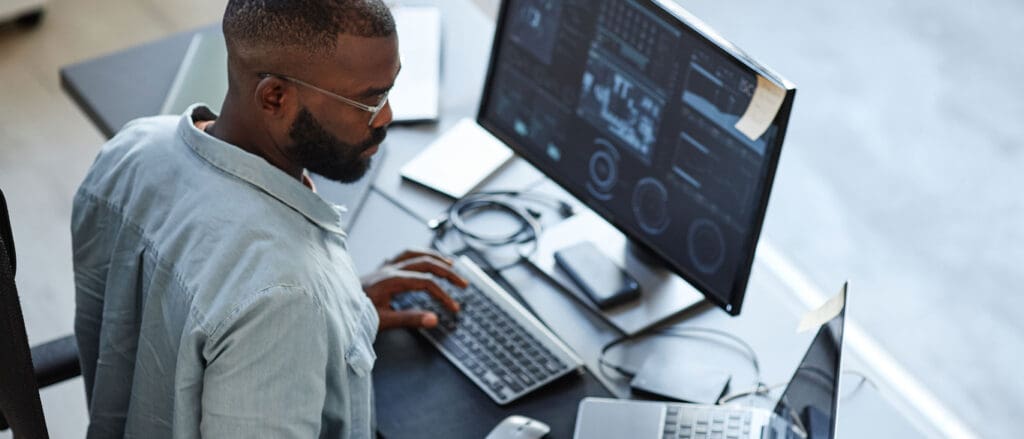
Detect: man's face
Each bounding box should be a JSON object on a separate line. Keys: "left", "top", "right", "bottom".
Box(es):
{"left": 285, "top": 33, "right": 400, "bottom": 183}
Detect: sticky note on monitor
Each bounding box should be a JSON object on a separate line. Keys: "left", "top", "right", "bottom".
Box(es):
{"left": 734, "top": 75, "right": 786, "bottom": 141}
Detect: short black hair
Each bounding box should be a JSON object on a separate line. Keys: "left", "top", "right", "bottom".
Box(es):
{"left": 223, "top": 0, "right": 395, "bottom": 57}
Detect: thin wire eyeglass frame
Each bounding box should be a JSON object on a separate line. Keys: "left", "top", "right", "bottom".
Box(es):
{"left": 258, "top": 73, "right": 390, "bottom": 126}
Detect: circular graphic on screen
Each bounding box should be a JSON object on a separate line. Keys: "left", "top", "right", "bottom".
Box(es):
{"left": 687, "top": 218, "right": 726, "bottom": 274}
{"left": 631, "top": 177, "right": 670, "bottom": 235}
{"left": 586, "top": 139, "right": 619, "bottom": 201}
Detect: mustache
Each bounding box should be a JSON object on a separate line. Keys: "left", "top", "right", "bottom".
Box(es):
{"left": 358, "top": 127, "right": 388, "bottom": 151}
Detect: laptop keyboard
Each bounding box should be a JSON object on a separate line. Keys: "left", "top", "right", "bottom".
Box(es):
{"left": 392, "top": 274, "right": 577, "bottom": 405}
{"left": 664, "top": 405, "right": 754, "bottom": 439}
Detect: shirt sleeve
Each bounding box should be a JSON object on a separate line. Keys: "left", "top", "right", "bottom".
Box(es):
{"left": 200, "top": 285, "right": 329, "bottom": 438}
{"left": 71, "top": 191, "right": 112, "bottom": 406}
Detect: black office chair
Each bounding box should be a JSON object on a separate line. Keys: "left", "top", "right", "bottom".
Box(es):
{"left": 0, "top": 188, "right": 82, "bottom": 438}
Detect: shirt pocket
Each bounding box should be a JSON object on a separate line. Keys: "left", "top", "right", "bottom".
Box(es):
{"left": 344, "top": 336, "right": 377, "bottom": 378}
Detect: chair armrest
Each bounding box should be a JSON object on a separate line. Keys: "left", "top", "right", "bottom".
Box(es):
{"left": 30, "top": 335, "right": 81, "bottom": 388}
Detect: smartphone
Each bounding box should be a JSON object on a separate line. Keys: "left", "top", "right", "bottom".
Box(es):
{"left": 554, "top": 241, "right": 641, "bottom": 310}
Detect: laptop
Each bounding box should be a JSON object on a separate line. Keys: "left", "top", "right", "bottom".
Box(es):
{"left": 574, "top": 284, "right": 849, "bottom": 439}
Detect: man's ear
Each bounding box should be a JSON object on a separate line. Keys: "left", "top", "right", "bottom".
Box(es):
{"left": 254, "top": 76, "right": 293, "bottom": 119}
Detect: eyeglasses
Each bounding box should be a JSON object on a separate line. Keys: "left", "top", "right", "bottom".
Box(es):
{"left": 258, "top": 73, "right": 390, "bottom": 126}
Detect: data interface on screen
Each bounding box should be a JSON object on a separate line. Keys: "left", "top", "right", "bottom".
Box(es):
{"left": 480, "top": 0, "right": 790, "bottom": 311}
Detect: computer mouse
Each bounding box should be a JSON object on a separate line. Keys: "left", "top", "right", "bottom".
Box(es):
{"left": 485, "top": 415, "right": 551, "bottom": 439}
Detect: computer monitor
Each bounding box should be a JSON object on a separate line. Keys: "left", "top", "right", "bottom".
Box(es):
{"left": 477, "top": 0, "right": 796, "bottom": 315}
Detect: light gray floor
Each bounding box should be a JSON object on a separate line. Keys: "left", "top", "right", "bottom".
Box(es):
{"left": 0, "top": 1, "right": 228, "bottom": 437}
{"left": 1, "top": 0, "right": 1021, "bottom": 438}
{"left": 673, "top": 1, "right": 1023, "bottom": 437}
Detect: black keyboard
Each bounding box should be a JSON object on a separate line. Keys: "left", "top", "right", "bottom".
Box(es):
{"left": 391, "top": 256, "right": 582, "bottom": 405}
{"left": 666, "top": 405, "right": 754, "bottom": 439}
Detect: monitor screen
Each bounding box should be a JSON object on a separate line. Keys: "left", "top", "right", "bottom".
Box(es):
{"left": 478, "top": 0, "right": 795, "bottom": 315}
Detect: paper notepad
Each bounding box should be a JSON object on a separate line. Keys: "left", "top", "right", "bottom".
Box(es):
{"left": 401, "top": 118, "right": 513, "bottom": 199}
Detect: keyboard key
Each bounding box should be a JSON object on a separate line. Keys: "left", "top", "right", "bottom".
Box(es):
{"left": 507, "top": 363, "right": 525, "bottom": 375}
{"left": 483, "top": 371, "right": 501, "bottom": 386}
{"left": 500, "top": 387, "right": 516, "bottom": 401}
{"left": 517, "top": 373, "right": 535, "bottom": 386}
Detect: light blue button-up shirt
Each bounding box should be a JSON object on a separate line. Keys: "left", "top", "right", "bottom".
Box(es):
{"left": 72, "top": 105, "right": 379, "bottom": 438}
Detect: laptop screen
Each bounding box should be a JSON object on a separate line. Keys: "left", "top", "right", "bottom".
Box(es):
{"left": 772, "top": 286, "right": 847, "bottom": 438}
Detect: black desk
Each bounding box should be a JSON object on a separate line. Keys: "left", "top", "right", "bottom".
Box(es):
{"left": 61, "top": 29, "right": 197, "bottom": 139}
{"left": 59, "top": 1, "right": 933, "bottom": 437}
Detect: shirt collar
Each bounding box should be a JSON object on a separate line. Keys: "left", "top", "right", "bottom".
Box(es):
{"left": 178, "top": 105, "right": 347, "bottom": 236}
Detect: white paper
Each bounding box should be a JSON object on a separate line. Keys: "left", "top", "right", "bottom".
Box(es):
{"left": 734, "top": 75, "right": 785, "bottom": 141}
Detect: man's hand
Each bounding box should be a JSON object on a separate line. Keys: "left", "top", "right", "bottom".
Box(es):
{"left": 361, "top": 249, "right": 469, "bottom": 330}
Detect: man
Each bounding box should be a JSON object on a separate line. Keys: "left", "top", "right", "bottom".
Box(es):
{"left": 71, "top": 0, "right": 460, "bottom": 437}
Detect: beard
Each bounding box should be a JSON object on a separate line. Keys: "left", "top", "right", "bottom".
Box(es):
{"left": 287, "top": 107, "right": 386, "bottom": 183}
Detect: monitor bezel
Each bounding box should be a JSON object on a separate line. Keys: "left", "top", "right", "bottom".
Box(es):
{"left": 476, "top": 0, "right": 797, "bottom": 316}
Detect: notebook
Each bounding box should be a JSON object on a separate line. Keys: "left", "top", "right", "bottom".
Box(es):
{"left": 400, "top": 118, "right": 513, "bottom": 199}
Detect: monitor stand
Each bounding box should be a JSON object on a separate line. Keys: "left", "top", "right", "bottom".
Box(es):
{"left": 530, "top": 209, "right": 705, "bottom": 336}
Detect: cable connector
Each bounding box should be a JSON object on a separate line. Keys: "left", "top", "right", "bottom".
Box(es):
{"left": 427, "top": 216, "right": 448, "bottom": 230}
